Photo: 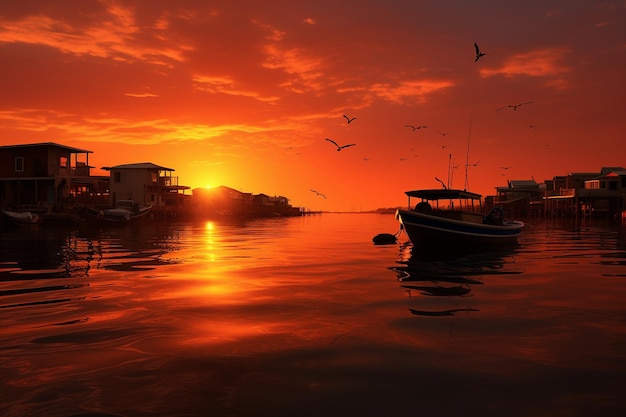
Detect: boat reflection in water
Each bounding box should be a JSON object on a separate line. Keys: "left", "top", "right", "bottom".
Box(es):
{"left": 389, "top": 240, "right": 522, "bottom": 317}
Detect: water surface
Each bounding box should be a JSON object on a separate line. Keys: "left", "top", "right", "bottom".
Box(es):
{"left": 1, "top": 214, "right": 625, "bottom": 416}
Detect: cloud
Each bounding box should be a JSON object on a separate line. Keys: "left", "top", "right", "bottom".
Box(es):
{"left": 0, "top": 4, "right": 193, "bottom": 66}
{"left": 480, "top": 48, "right": 570, "bottom": 79}
{"left": 252, "top": 20, "right": 326, "bottom": 93}
{"left": 124, "top": 92, "right": 159, "bottom": 98}
{"left": 252, "top": 19, "right": 286, "bottom": 42}
{"left": 0, "top": 107, "right": 289, "bottom": 146}
{"left": 370, "top": 79, "right": 454, "bottom": 103}
{"left": 262, "top": 44, "right": 325, "bottom": 91}
{"left": 192, "top": 74, "right": 279, "bottom": 103}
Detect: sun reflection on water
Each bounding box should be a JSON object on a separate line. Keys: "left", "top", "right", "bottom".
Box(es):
{"left": 204, "top": 221, "right": 218, "bottom": 262}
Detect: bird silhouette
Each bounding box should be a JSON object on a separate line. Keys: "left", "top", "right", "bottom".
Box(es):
{"left": 466, "top": 160, "right": 480, "bottom": 167}
{"left": 310, "top": 189, "right": 327, "bottom": 199}
{"left": 497, "top": 101, "right": 534, "bottom": 111}
{"left": 439, "top": 144, "right": 450, "bottom": 149}
{"left": 474, "top": 42, "right": 487, "bottom": 62}
{"left": 325, "top": 138, "right": 356, "bottom": 151}
{"left": 499, "top": 166, "right": 512, "bottom": 170}
{"left": 405, "top": 125, "right": 428, "bottom": 131}
{"left": 343, "top": 114, "right": 356, "bottom": 124}
{"left": 438, "top": 131, "right": 449, "bottom": 136}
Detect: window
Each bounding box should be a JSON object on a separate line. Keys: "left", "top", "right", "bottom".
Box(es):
{"left": 59, "top": 156, "right": 68, "bottom": 167}
{"left": 15, "top": 157, "right": 24, "bottom": 172}
{"left": 113, "top": 172, "right": 121, "bottom": 183}
{"left": 586, "top": 181, "right": 599, "bottom": 189}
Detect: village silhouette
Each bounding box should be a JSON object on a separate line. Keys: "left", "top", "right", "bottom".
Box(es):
{"left": 1, "top": 142, "right": 625, "bottom": 226}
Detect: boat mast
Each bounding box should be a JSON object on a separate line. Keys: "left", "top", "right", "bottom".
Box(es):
{"left": 450, "top": 157, "right": 457, "bottom": 189}
{"left": 447, "top": 153, "right": 452, "bottom": 189}
{"left": 464, "top": 116, "right": 473, "bottom": 191}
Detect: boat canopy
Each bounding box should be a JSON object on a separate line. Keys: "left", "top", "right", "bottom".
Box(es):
{"left": 405, "top": 189, "right": 482, "bottom": 201}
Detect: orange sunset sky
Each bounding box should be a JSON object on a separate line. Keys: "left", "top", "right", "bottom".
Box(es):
{"left": 1, "top": 1, "right": 625, "bottom": 211}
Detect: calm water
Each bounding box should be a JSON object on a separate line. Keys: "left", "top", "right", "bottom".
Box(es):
{"left": 1, "top": 214, "right": 625, "bottom": 417}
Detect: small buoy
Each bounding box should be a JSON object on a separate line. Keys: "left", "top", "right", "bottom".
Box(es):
{"left": 372, "top": 233, "right": 397, "bottom": 245}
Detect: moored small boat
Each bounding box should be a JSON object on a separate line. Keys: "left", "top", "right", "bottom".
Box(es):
{"left": 2, "top": 209, "right": 41, "bottom": 225}
{"left": 395, "top": 188, "right": 524, "bottom": 250}
{"left": 82, "top": 200, "right": 153, "bottom": 225}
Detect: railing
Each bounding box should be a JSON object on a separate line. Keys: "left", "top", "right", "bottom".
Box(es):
{"left": 70, "top": 166, "right": 91, "bottom": 176}
{"left": 158, "top": 176, "right": 179, "bottom": 187}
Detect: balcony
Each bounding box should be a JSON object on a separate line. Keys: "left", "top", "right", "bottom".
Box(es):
{"left": 158, "top": 176, "right": 179, "bottom": 187}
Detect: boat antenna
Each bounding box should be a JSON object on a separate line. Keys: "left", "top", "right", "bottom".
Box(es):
{"left": 447, "top": 153, "right": 452, "bottom": 189}
{"left": 464, "top": 115, "right": 473, "bottom": 191}
{"left": 450, "top": 156, "right": 457, "bottom": 188}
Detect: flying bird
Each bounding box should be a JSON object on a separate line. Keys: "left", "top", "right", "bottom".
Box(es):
{"left": 474, "top": 42, "right": 487, "bottom": 62}
{"left": 405, "top": 125, "right": 428, "bottom": 131}
{"left": 325, "top": 138, "right": 356, "bottom": 151}
{"left": 497, "top": 101, "right": 534, "bottom": 111}
{"left": 466, "top": 160, "right": 480, "bottom": 167}
{"left": 439, "top": 144, "right": 450, "bottom": 149}
{"left": 310, "top": 189, "right": 327, "bottom": 199}
{"left": 343, "top": 114, "right": 357, "bottom": 124}
{"left": 438, "top": 131, "right": 449, "bottom": 136}
{"left": 499, "top": 166, "right": 512, "bottom": 170}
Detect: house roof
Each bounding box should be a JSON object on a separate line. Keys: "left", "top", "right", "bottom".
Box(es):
{"left": 508, "top": 180, "right": 538, "bottom": 187}
{"left": 192, "top": 185, "right": 242, "bottom": 195}
{"left": 593, "top": 170, "right": 626, "bottom": 179}
{"left": 600, "top": 167, "right": 625, "bottom": 175}
{"left": 104, "top": 162, "right": 174, "bottom": 171}
{"left": 567, "top": 172, "right": 599, "bottom": 177}
{"left": 0, "top": 142, "right": 93, "bottom": 154}
{"left": 214, "top": 185, "right": 242, "bottom": 194}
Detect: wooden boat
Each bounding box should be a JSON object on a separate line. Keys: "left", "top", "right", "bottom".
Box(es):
{"left": 2, "top": 209, "right": 41, "bottom": 225}
{"left": 82, "top": 200, "right": 153, "bottom": 224}
{"left": 395, "top": 189, "right": 524, "bottom": 249}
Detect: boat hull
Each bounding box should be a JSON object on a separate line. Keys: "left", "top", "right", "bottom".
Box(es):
{"left": 82, "top": 206, "right": 152, "bottom": 225}
{"left": 2, "top": 210, "right": 41, "bottom": 225}
{"left": 395, "top": 209, "right": 523, "bottom": 248}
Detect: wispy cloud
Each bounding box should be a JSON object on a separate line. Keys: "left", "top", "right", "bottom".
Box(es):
{"left": 0, "top": 4, "right": 192, "bottom": 66}
{"left": 252, "top": 20, "right": 326, "bottom": 93}
{"left": 0, "top": 108, "right": 289, "bottom": 145}
{"left": 124, "top": 92, "right": 159, "bottom": 98}
{"left": 370, "top": 79, "right": 454, "bottom": 103}
{"left": 262, "top": 44, "right": 325, "bottom": 92}
{"left": 480, "top": 48, "right": 570, "bottom": 78}
{"left": 192, "top": 75, "right": 279, "bottom": 103}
